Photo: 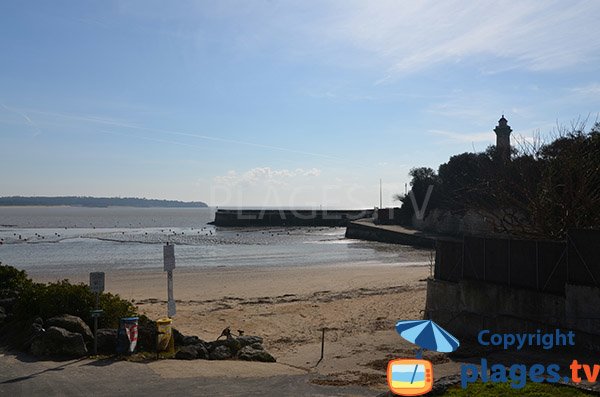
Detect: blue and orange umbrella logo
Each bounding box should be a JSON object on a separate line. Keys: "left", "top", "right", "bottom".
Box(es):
{"left": 387, "top": 358, "right": 433, "bottom": 396}
{"left": 387, "top": 320, "right": 459, "bottom": 396}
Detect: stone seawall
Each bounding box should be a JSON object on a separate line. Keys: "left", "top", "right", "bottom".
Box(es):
{"left": 212, "top": 209, "right": 374, "bottom": 227}
{"left": 345, "top": 219, "right": 442, "bottom": 249}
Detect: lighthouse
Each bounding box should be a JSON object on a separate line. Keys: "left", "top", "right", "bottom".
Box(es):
{"left": 494, "top": 115, "right": 512, "bottom": 162}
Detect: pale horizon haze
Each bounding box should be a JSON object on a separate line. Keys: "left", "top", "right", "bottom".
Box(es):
{"left": 1, "top": 1, "right": 599, "bottom": 208}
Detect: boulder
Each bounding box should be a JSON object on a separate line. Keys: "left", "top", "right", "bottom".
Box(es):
{"left": 46, "top": 315, "right": 93, "bottom": 342}
{"left": 172, "top": 327, "right": 185, "bottom": 346}
{"left": 181, "top": 335, "right": 205, "bottom": 346}
{"left": 250, "top": 343, "right": 264, "bottom": 350}
{"left": 171, "top": 328, "right": 206, "bottom": 346}
{"left": 136, "top": 323, "right": 156, "bottom": 352}
{"left": 237, "top": 345, "right": 276, "bottom": 362}
{"left": 205, "top": 338, "right": 241, "bottom": 356}
{"left": 174, "top": 343, "right": 210, "bottom": 360}
{"left": 30, "top": 326, "right": 87, "bottom": 357}
{"left": 208, "top": 338, "right": 242, "bottom": 355}
{"left": 237, "top": 335, "right": 263, "bottom": 347}
{"left": 209, "top": 345, "right": 232, "bottom": 360}
{"left": 21, "top": 321, "right": 45, "bottom": 351}
{"left": 96, "top": 328, "right": 117, "bottom": 354}
{"left": 194, "top": 343, "right": 209, "bottom": 360}
{"left": 175, "top": 345, "right": 198, "bottom": 360}
{"left": 0, "top": 297, "right": 16, "bottom": 311}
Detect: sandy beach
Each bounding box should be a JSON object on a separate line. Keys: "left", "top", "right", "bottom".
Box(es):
{"left": 30, "top": 262, "right": 437, "bottom": 391}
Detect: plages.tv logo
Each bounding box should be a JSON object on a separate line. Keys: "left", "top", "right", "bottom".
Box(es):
{"left": 387, "top": 320, "right": 460, "bottom": 396}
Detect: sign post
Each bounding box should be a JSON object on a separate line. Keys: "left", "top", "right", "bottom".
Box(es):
{"left": 89, "top": 272, "right": 105, "bottom": 355}
{"left": 163, "top": 243, "right": 176, "bottom": 317}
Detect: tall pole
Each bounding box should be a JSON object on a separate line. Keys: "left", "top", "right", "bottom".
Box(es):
{"left": 379, "top": 179, "right": 382, "bottom": 209}
{"left": 93, "top": 292, "right": 98, "bottom": 355}
{"left": 164, "top": 243, "right": 176, "bottom": 318}
{"left": 89, "top": 271, "right": 104, "bottom": 356}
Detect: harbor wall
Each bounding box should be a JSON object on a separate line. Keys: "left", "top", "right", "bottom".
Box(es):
{"left": 344, "top": 220, "right": 437, "bottom": 249}
{"left": 212, "top": 209, "right": 374, "bottom": 227}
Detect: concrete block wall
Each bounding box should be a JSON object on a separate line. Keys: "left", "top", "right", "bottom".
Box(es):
{"left": 565, "top": 284, "right": 600, "bottom": 336}
{"left": 424, "top": 279, "right": 600, "bottom": 345}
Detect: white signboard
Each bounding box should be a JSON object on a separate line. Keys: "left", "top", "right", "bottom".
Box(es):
{"left": 163, "top": 244, "right": 175, "bottom": 271}
{"left": 89, "top": 272, "right": 105, "bottom": 294}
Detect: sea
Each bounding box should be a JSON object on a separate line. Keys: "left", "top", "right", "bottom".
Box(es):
{"left": 0, "top": 206, "right": 431, "bottom": 276}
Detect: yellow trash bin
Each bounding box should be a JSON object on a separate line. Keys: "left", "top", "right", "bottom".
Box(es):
{"left": 156, "top": 318, "right": 174, "bottom": 352}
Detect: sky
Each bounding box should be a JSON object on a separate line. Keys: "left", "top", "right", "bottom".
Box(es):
{"left": 1, "top": 1, "right": 600, "bottom": 208}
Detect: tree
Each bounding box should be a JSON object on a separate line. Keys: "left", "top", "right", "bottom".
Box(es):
{"left": 393, "top": 121, "right": 600, "bottom": 238}
{"left": 394, "top": 167, "right": 441, "bottom": 225}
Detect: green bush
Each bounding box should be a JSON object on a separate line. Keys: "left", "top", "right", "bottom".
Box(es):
{"left": 2, "top": 264, "right": 136, "bottom": 328}
{"left": 98, "top": 290, "right": 137, "bottom": 328}
{"left": 17, "top": 280, "right": 96, "bottom": 323}
{"left": 0, "top": 264, "right": 33, "bottom": 298}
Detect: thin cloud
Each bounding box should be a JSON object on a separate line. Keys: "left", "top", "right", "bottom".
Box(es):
{"left": 116, "top": 1, "right": 600, "bottom": 79}
{"left": 9, "top": 106, "right": 345, "bottom": 161}
{"left": 1, "top": 104, "right": 42, "bottom": 137}
{"left": 214, "top": 167, "right": 322, "bottom": 186}
{"left": 570, "top": 83, "right": 600, "bottom": 98}
{"left": 430, "top": 129, "right": 494, "bottom": 144}
{"left": 317, "top": 0, "right": 600, "bottom": 79}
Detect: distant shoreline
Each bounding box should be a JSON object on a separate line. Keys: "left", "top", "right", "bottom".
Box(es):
{"left": 0, "top": 205, "right": 210, "bottom": 209}
{"left": 0, "top": 196, "right": 208, "bottom": 208}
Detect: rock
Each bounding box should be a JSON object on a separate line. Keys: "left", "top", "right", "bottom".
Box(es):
{"left": 237, "top": 345, "right": 276, "bottom": 362}
{"left": 30, "top": 322, "right": 44, "bottom": 334}
{"left": 209, "top": 345, "right": 232, "bottom": 360}
{"left": 171, "top": 328, "right": 206, "bottom": 347}
{"left": 181, "top": 335, "right": 205, "bottom": 346}
{"left": 30, "top": 321, "right": 46, "bottom": 336}
{"left": 21, "top": 321, "right": 45, "bottom": 351}
{"left": 250, "top": 342, "right": 264, "bottom": 350}
{"left": 172, "top": 328, "right": 184, "bottom": 346}
{"left": 194, "top": 343, "right": 209, "bottom": 360}
{"left": 136, "top": 323, "right": 156, "bottom": 352}
{"left": 96, "top": 328, "right": 117, "bottom": 354}
{"left": 46, "top": 314, "right": 93, "bottom": 342}
{"left": 208, "top": 338, "right": 242, "bottom": 355}
{"left": 174, "top": 342, "right": 210, "bottom": 360}
{"left": 237, "top": 335, "right": 263, "bottom": 347}
{"left": 30, "top": 326, "right": 87, "bottom": 357}
{"left": 175, "top": 345, "right": 198, "bottom": 360}
{"left": 0, "top": 297, "right": 16, "bottom": 311}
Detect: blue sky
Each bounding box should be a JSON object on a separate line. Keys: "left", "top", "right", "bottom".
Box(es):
{"left": 1, "top": 1, "right": 599, "bottom": 208}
